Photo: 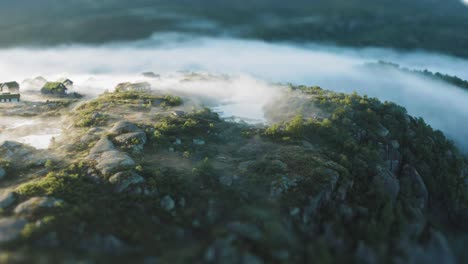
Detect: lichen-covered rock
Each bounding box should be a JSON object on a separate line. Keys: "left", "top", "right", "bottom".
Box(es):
{"left": 14, "top": 197, "right": 63, "bottom": 215}
{"left": 114, "top": 132, "right": 147, "bottom": 152}
{"left": 109, "top": 171, "right": 145, "bottom": 193}
{"left": 0, "top": 217, "right": 27, "bottom": 243}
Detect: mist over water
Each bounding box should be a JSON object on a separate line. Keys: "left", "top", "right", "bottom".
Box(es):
{"left": 1, "top": 34, "right": 468, "bottom": 150}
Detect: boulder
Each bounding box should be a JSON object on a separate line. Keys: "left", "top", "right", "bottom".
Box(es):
{"left": 238, "top": 160, "right": 256, "bottom": 174}
{"left": 0, "top": 217, "right": 27, "bottom": 243}
{"left": 109, "top": 121, "right": 141, "bottom": 135}
{"left": 226, "top": 222, "right": 262, "bottom": 241}
{"left": 89, "top": 137, "right": 115, "bottom": 157}
{"left": 14, "top": 197, "right": 63, "bottom": 215}
{"left": 0, "top": 191, "right": 16, "bottom": 209}
{"left": 0, "top": 141, "right": 46, "bottom": 167}
{"left": 95, "top": 150, "right": 135, "bottom": 175}
{"left": 0, "top": 167, "right": 5, "bottom": 180}
{"left": 109, "top": 172, "right": 145, "bottom": 193}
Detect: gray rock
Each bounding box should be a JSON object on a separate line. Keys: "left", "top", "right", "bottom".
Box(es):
{"left": 0, "top": 217, "right": 27, "bottom": 243}
{"left": 0, "top": 141, "right": 46, "bottom": 167}
{"left": 109, "top": 172, "right": 145, "bottom": 193}
{"left": 82, "top": 234, "right": 125, "bottom": 253}
{"left": 109, "top": 121, "right": 141, "bottom": 135}
{"left": 372, "top": 168, "right": 400, "bottom": 204}
{"left": 0, "top": 191, "right": 16, "bottom": 209}
{"left": 95, "top": 150, "right": 135, "bottom": 175}
{"left": 14, "top": 197, "right": 63, "bottom": 215}
{"left": 161, "top": 195, "right": 175, "bottom": 211}
{"left": 0, "top": 167, "right": 5, "bottom": 180}
{"left": 89, "top": 137, "right": 114, "bottom": 157}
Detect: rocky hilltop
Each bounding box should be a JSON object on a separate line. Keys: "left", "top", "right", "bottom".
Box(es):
{"left": 0, "top": 85, "right": 467, "bottom": 263}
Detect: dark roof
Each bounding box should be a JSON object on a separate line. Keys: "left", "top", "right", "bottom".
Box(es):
{"left": 1, "top": 81, "right": 19, "bottom": 88}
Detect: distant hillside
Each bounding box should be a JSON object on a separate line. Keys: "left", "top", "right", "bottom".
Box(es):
{"left": 367, "top": 61, "right": 468, "bottom": 90}
{"left": 1, "top": 0, "right": 468, "bottom": 58}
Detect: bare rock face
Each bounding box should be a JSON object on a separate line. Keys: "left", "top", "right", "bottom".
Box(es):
{"left": 14, "top": 197, "right": 63, "bottom": 215}
{"left": 400, "top": 165, "right": 429, "bottom": 212}
{"left": 372, "top": 168, "right": 400, "bottom": 204}
{"left": 0, "top": 217, "right": 27, "bottom": 243}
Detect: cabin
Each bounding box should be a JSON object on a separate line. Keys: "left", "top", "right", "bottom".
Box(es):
{"left": 115, "top": 82, "right": 151, "bottom": 92}
{"left": 58, "top": 78, "right": 74, "bottom": 88}
{"left": 0, "top": 93, "right": 20, "bottom": 103}
{"left": 41, "top": 82, "right": 68, "bottom": 95}
{"left": 0, "top": 82, "right": 20, "bottom": 93}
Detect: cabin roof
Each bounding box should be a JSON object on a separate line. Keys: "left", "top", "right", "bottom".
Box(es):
{"left": 43, "top": 82, "right": 67, "bottom": 90}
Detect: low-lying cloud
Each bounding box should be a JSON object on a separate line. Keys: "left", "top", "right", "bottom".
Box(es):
{"left": 1, "top": 33, "right": 468, "bottom": 150}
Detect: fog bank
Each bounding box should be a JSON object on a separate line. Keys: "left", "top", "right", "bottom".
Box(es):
{"left": 1, "top": 34, "right": 468, "bottom": 150}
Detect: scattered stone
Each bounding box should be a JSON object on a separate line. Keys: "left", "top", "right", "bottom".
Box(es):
{"left": 0, "top": 191, "right": 16, "bottom": 209}
{"left": 14, "top": 197, "right": 63, "bottom": 215}
{"left": 109, "top": 172, "right": 145, "bottom": 193}
{"left": 0, "top": 217, "right": 27, "bottom": 243}
{"left": 174, "top": 138, "right": 182, "bottom": 145}
{"left": 161, "top": 195, "right": 175, "bottom": 211}
{"left": 270, "top": 175, "right": 298, "bottom": 198}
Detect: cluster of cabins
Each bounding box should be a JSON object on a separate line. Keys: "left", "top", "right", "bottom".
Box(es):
{"left": 0, "top": 78, "right": 74, "bottom": 103}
